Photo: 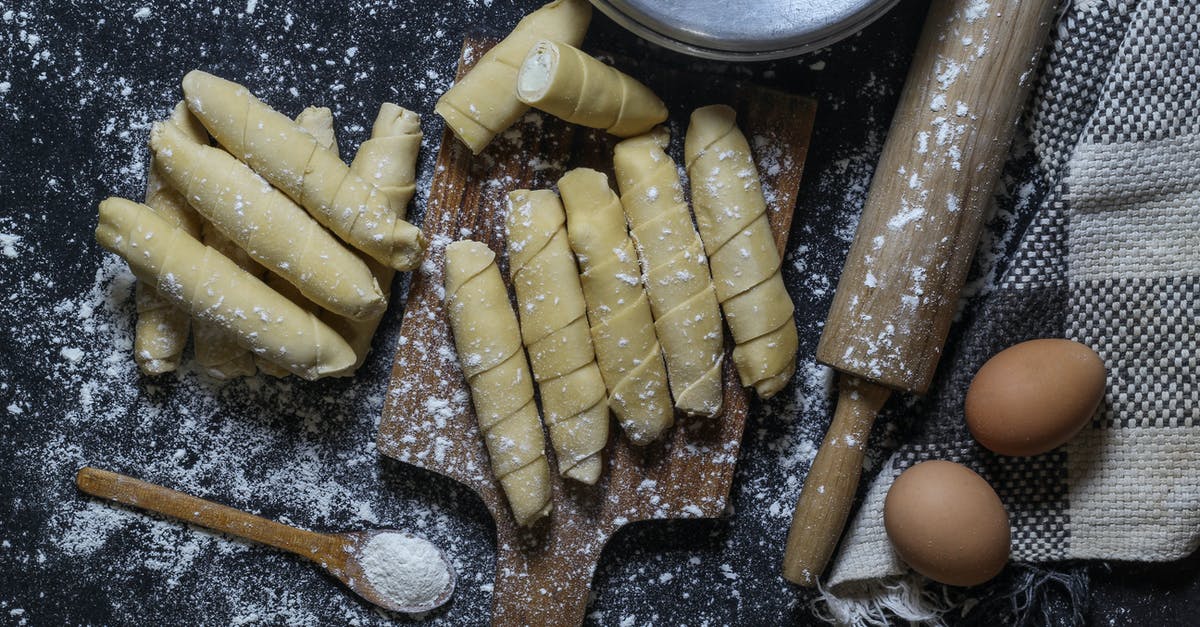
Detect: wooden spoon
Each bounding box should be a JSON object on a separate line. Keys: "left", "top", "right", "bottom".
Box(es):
{"left": 74, "top": 466, "right": 457, "bottom": 613}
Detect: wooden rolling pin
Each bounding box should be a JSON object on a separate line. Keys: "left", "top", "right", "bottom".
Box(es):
{"left": 782, "top": 0, "right": 1060, "bottom": 586}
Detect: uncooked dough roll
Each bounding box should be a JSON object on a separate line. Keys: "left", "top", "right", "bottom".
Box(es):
{"left": 328, "top": 103, "right": 424, "bottom": 370}
{"left": 253, "top": 105, "right": 348, "bottom": 378}
{"left": 351, "top": 103, "right": 421, "bottom": 213}
{"left": 517, "top": 40, "right": 667, "bottom": 137}
{"left": 195, "top": 222, "right": 261, "bottom": 380}
{"left": 149, "top": 120, "right": 385, "bottom": 322}
{"left": 505, "top": 189, "right": 608, "bottom": 484}
{"left": 134, "top": 102, "right": 206, "bottom": 376}
{"left": 256, "top": 273, "right": 322, "bottom": 378}
{"left": 96, "top": 198, "right": 356, "bottom": 380}
{"left": 181, "top": 70, "right": 426, "bottom": 271}
{"left": 558, "top": 168, "right": 673, "bottom": 444}
{"left": 434, "top": 0, "right": 591, "bottom": 154}
{"left": 685, "top": 105, "right": 798, "bottom": 398}
{"left": 613, "top": 130, "right": 724, "bottom": 418}
{"left": 444, "top": 240, "right": 552, "bottom": 526}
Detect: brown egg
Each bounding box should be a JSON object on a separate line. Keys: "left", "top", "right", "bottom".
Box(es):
{"left": 884, "top": 460, "right": 1011, "bottom": 586}
{"left": 966, "top": 338, "right": 1106, "bottom": 457}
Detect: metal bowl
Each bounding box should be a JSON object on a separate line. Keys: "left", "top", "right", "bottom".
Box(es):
{"left": 590, "top": 0, "right": 901, "bottom": 61}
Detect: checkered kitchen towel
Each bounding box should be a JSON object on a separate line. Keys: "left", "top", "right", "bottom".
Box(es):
{"left": 826, "top": 0, "right": 1200, "bottom": 605}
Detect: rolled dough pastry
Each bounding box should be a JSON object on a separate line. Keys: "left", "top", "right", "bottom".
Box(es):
{"left": 328, "top": 103, "right": 424, "bottom": 371}
{"left": 96, "top": 197, "right": 356, "bottom": 380}
{"left": 506, "top": 189, "right": 608, "bottom": 484}
{"left": 433, "top": 0, "right": 591, "bottom": 154}
{"left": 444, "top": 240, "right": 552, "bottom": 526}
{"left": 149, "top": 120, "right": 386, "bottom": 322}
{"left": 254, "top": 272, "right": 321, "bottom": 378}
{"left": 613, "top": 130, "right": 725, "bottom": 418}
{"left": 517, "top": 40, "right": 667, "bottom": 137}
{"left": 181, "top": 70, "right": 426, "bottom": 271}
{"left": 134, "top": 102, "right": 205, "bottom": 376}
{"left": 195, "top": 221, "right": 261, "bottom": 380}
{"left": 254, "top": 105, "right": 348, "bottom": 378}
{"left": 558, "top": 168, "right": 673, "bottom": 444}
{"left": 685, "top": 105, "right": 798, "bottom": 398}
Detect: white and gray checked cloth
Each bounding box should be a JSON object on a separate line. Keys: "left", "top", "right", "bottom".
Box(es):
{"left": 825, "top": 0, "right": 1200, "bottom": 610}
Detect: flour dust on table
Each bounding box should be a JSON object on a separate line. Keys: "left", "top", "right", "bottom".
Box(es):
{"left": 0, "top": 1, "right": 984, "bottom": 625}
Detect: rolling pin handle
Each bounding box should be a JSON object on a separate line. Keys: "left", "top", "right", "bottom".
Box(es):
{"left": 781, "top": 376, "right": 891, "bottom": 586}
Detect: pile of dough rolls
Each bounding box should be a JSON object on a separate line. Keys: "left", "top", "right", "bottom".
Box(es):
{"left": 96, "top": 72, "right": 426, "bottom": 381}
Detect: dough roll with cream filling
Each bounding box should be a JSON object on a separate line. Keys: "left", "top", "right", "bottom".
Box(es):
{"left": 148, "top": 120, "right": 386, "bottom": 322}
{"left": 444, "top": 240, "right": 553, "bottom": 526}
{"left": 558, "top": 168, "right": 673, "bottom": 444}
{"left": 517, "top": 40, "right": 666, "bottom": 137}
{"left": 96, "top": 197, "right": 356, "bottom": 380}
{"left": 181, "top": 70, "right": 425, "bottom": 270}
{"left": 506, "top": 189, "right": 609, "bottom": 484}
{"left": 685, "top": 105, "right": 798, "bottom": 398}
{"left": 434, "top": 0, "right": 591, "bottom": 154}
{"left": 134, "top": 102, "right": 206, "bottom": 376}
{"left": 614, "top": 130, "right": 725, "bottom": 418}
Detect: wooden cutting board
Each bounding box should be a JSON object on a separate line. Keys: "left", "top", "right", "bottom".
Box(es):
{"left": 378, "top": 36, "right": 816, "bottom": 626}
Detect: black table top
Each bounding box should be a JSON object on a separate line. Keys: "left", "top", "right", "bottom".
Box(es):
{"left": 2, "top": 1, "right": 1198, "bottom": 625}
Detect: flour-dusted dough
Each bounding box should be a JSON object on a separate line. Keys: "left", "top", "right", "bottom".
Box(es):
{"left": 685, "top": 105, "right": 798, "bottom": 398}
{"left": 134, "top": 102, "right": 206, "bottom": 376}
{"left": 181, "top": 70, "right": 426, "bottom": 270}
{"left": 96, "top": 198, "right": 356, "bottom": 380}
{"left": 558, "top": 168, "right": 673, "bottom": 444}
{"left": 327, "top": 103, "right": 424, "bottom": 371}
{"left": 434, "top": 0, "right": 591, "bottom": 154}
{"left": 194, "top": 221, "right": 261, "bottom": 380}
{"left": 255, "top": 272, "right": 322, "bottom": 378}
{"left": 506, "top": 189, "right": 608, "bottom": 484}
{"left": 253, "top": 105, "right": 348, "bottom": 378}
{"left": 149, "top": 120, "right": 385, "bottom": 322}
{"left": 517, "top": 41, "right": 666, "bottom": 137}
{"left": 444, "top": 240, "right": 552, "bottom": 526}
{"left": 613, "top": 130, "right": 724, "bottom": 418}
{"left": 351, "top": 103, "right": 421, "bottom": 213}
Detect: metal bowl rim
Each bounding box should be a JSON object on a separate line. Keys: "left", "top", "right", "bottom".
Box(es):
{"left": 589, "top": 0, "right": 903, "bottom": 61}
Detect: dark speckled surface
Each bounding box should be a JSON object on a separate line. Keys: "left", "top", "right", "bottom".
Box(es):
{"left": 1, "top": 1, "right": 1197, "bottom": 625}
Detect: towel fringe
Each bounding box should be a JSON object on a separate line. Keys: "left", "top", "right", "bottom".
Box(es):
{"left": 813, "top": 573, "right": 954, "bottom": 626}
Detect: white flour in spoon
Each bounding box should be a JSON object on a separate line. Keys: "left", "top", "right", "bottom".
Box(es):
{"left": 358, "top": 532, "right": 451, "bottom": 609}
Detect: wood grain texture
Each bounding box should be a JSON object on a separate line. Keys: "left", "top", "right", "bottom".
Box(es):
{"left": 76, "top": 467, "right": 352, "bottom": 592}
{"left": 378, "top": 38, "right": 815, "bottom": 626}
{"left": 781, "top": 379, "right": 890, "bottom": 585}
{"left": 817, "top": 0, "right": 1060, "bottom": 394}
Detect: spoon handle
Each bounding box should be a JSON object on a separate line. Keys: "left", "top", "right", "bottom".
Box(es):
{"left": 76, "top": 466, "right": 343, "bottom": 565}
